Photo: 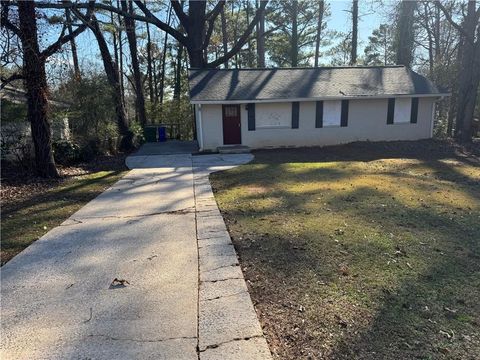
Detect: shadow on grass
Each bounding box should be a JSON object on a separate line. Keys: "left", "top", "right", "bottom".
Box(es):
{"left": 212, "top": 140, "right": 480, "bottom": 359}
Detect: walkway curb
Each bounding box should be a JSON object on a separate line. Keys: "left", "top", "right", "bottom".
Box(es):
{"left": 192, "top": 156, "right": 272, "bottom": 360}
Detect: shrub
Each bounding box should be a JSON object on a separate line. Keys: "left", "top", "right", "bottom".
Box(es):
{"left": 52, "top": 140, "right": 81, "bottom": 165}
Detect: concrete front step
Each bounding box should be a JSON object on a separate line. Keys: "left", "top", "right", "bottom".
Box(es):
{"left": 217, "top": 145, "right": 251, "bottom": 154}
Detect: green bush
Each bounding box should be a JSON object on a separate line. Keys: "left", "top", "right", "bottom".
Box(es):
{"left": 52, "top": 140, "right": 81, "bottom": 165}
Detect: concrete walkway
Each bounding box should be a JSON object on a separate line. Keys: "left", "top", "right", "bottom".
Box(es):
{"left": 1, "top": 151, "right": 271, "bottom": 359}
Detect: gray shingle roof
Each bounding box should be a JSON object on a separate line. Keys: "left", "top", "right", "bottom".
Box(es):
{"left": 188, "top": 66, "right": 443, "bottom": 103}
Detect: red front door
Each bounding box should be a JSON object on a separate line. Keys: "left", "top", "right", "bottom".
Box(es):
{"left": 222, "top": 105, "right": 241, "bottom": 145}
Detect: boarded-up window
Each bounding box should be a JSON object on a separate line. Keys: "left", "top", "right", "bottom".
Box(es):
{"left": 256, "top": 103, "right": 291, "bottom": 128}
{"left": 247, "top": 103, "right": 255, "bottom": 131}
{"left": 323, "top": 100, "right": 342, "bottom": 127}
{"left": 410, "top": 98, "right": 419, "bottom": 123}
{"left": 393, "top": 98, "right": 412, "bottom": 123}
{"left": 315, "top": 101, "right": 323, "bottom": 128}
{"left": 292, "top": 102, "right": 299, "bottom": 128}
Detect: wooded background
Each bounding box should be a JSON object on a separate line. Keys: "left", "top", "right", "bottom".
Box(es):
{"left": 1, "top": 0, "right": 479, "bottom": 177}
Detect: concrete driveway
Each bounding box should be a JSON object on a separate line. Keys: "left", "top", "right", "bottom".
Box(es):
{"left": 1, "top": 150, "right": 271, "bottom": 359}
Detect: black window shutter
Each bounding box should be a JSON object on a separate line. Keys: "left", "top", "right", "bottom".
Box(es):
{"left": 247, "top": 103, "right": 255, "bottom": 131}
{"left": 387, "top": 98, "right": 395, "bottom": 124}
{"left": 315, "top": 101, "right": 323, "bottom": 128}
{"left": 410, "top": 98, "right": 419, "bottom": 123}
{"left": 292, "top": 102, "right": 299, "bottom": 128}
{"left": 340, "top": 100, "right": 349, "bottom": 127}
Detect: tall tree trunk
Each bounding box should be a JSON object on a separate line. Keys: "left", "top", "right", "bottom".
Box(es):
{"left": 350, "top": 0, "right": 358, "bottom": 65}
{"left": 233, "top": 2, "right": 239, "bottom": 68}
{"left": 395, "top": 0, "right": 416, "bottom": 67}
{"left": 173, "top": 44, "right": 183, "bottom": 100}
{"left": 314, "top": 0, "right": 325, "bottom": 67}
{"left": 90, "top": 16, "right": 133, "bottom": 151}
{"left": 245, "top": 0, "right": 254, "bottom": 67}
{"left": 159, "top": 4, "right": 172, "bottom": 105}
{"left": 186, "top": 1, "right": 207, "bottom": 68}
{"left": 256, "top": 0, "right": 266, "bottom": 67}
{"left": 65, "top": 8, "right": 81, "bottom": 80}
{"left": 453, "top": 1, "right": 479, "bottom": 142}
{"left": 221, "top": 5, "right": 228, "bottom": 69}
{"left": 146, "top": 19, "right": 154, "bottom": 103}
{"left": 291, "top": 1, "right": 298, "bottom": 67}
{"left": 18, "top": 1, "right": 59, "bottom": 177}
{"left": 122, "top": 0, "right": 147, "bottom": 126}
{"left": 116, "top": 0, "right": 126, "bottom": 110}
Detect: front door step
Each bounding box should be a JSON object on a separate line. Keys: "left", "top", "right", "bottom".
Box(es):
{"left": 217, "top": 145, "right": 251, "bottom": 154}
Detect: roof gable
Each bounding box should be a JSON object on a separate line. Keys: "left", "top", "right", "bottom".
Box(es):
{"left": 188, "top": 66, "right": 443, "bottom": 103}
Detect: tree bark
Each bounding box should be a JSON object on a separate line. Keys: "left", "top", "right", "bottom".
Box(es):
{"left": 291, "top": 0, "right": 298, "bottom": 67}
{"left": 221, "top": 5, "right": 228, "bottom": 69}
{"left": 314, "top": 0, "right": 325, "bottom": 67}
{"left": 452, "top": 1, "right": 479, "bottom": 142}
{"left": 122, "top": 0, "right": 147, "bottom": 126}
{"left": 350, "top": 0, "right": 358, "bottom": 65}
{"left": 146, "top": 20, "right": 154, "bottom": 103}
{"left": 159, "top": 4, "right": 172, "bottom": 105}
{"left": 18, "top": 1, "right": 59, "bottom": 177}
{"left": 256, "top": 0, "right": 266, "bottom": 67}
{"left": 395, "top": 0, "right": 416, "bottom": 67}
{"left": 173, "top": 44, "right": 183, "bottom": 100}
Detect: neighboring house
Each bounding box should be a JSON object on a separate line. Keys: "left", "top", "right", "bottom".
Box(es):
{"left": 1, "top": 85, "right": 71, "bottom": 162}
{"left": 188, "top": 66, "right": 448, "bottom": 151}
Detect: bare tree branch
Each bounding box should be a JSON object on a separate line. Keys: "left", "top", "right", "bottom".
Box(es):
{"left": 171, "top": 0, "right": 189, "bottom": 27}
{"left": 1, "top": 72, "right": 24, "bottom": 89}
{"left": 35, "top": 0, "right": 188, "bottom": 46}
{"left": 203, "top": 1, "right": 225, "bottom": 49}
{"left": 206, "top": 0, "right": 225, "bottom": 21}
{"left": 208, "top": 0, "right": 268, "bottom": 68}
{"left": 40, "top": 5, "right": 93, "bottom": 61}
{"left": 1, "top": 1, "right": 21, "bottom": 37}
{"left": 436, "top": 0, "right": 475, "bottom": 44}
{"left": 133, "top": 0, "right": 187, "bottom": 46}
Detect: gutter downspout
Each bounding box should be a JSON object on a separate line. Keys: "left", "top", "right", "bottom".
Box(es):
{"left": 197, "top": 104, "right": 204, "bottom": 151}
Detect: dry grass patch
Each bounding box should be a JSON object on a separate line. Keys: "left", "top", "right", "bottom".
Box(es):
{"left": 211, "top": 140, "right": 480, "bottom": 360}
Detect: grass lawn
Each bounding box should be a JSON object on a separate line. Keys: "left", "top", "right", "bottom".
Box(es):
{"left": 1, "top": 160, "right": 127, "bottom": 265}
{"left": 210, "top": 140, "right": 480, "bottom": 359}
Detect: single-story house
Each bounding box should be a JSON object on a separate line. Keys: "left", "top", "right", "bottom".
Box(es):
{"left": 188, "top": 66, "right": 448, "bottom": 151}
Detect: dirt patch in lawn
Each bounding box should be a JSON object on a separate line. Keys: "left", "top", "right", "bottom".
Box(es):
{"left": 210, "top": 140, "right": 480, "bottom": 359}
{"left": 1, "top": 155, "right": 128, "bottom": 265}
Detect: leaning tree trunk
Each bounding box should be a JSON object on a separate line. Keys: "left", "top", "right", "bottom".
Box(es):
{"left": 18, "top": 1, "right": 59, "bottom": 178}
{"left": 122, "top": 0, "right": 147, "bottom": 126}
{"left": 91, "top": 16, "right": 133, "bottom": 151}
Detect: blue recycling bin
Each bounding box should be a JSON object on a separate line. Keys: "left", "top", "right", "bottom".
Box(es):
{"left": 158, "top": 126, "right": 167, "bottom": 142}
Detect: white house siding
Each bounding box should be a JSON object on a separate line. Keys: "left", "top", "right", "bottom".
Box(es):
{"left": 199, "top": 98, "right": 436, "bottom": 151}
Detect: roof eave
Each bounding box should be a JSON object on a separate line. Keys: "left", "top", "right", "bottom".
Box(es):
{"left": 190, "top": 93, "right": 450, "bottom": 104}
